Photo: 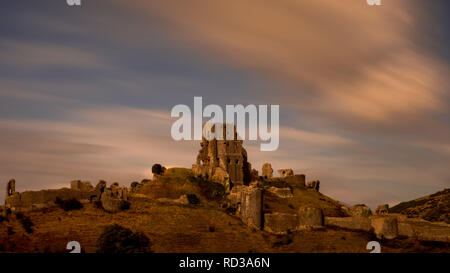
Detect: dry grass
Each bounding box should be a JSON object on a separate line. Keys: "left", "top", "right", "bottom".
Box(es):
{"left": 137, "top": 167, "right": 226, "bottom": 205}
{"left": 1, "top": 169, "right": 447, "bottom": 253}
{"left": 0, "top": 197, "right": 447, "bottom": 253}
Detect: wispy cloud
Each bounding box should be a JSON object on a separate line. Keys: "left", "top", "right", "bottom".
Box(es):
{"left": 0, "top": 40, "right": 108, "bottom": 69}
{"left": 281, "top": 127, "right": 353, "bottom": 145}
{"left": 0, "top": 80, "right": 75, "bottom": 103}
{"left": 122, "top": 0, "right": 448, "bottom": 123}
{"left": 0, "top": 106, "right": 198, "bottom": 203}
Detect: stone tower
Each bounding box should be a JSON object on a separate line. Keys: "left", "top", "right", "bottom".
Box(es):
{"left": 192, "top": 123, "right": 251, "bottom": 189}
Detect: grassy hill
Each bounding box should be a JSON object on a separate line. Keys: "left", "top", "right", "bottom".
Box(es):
{"left": 389, "top": 189, "right": 450, "bottom": 224}
{"left": 1, "top": 169, "right": 448, "bottom": 253}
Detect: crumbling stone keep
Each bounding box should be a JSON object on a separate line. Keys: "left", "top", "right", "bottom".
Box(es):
{"left": 6, "top": 179, "right": 16, "bottom": 198}
{"left": 192, "top": 124, "right": 251, "bottom": 189}
{"left": 262, "top": 163, "right": 273, "bottom": 179}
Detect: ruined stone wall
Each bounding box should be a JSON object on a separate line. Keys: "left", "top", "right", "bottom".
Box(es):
{"left": 263, "top": 206, "right": 324, "bottom": 235}
{"left": 325, "top": 215, "right": 450, "bottom": 242}
{"left": 306, "top": 180, "right": 320, "bottom": 192}
{"left": 284, "top": 174, "right": 306, "bottom": 188}
{"left": 277, "top": 169, "right": 293, "bottom": 177}
{"left": 240, "top": 186, "right": 263, "bottom": 229}
{"left": 261, "top": 163, "right": 273, "bottom": 179}
{"left": 4, "top": 180, "right": 129, "bottom": 212}
{"left": 5, "top": 179, "right": 16, "bottom": 198}
{"left": 100, "top": 185, "right": 130, "bottom": 213}
{"left": 5, "top": 188, "right": 93, "bottom": 211}
{"left": 70, "top": 180, "right": 94, "bottom": 192}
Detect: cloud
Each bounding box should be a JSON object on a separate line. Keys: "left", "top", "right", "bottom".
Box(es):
{"left": 0, "top": 106, "right": 199, "bottom": 203}
{"left": 312, "top": 50, "right": 448, "bottom": 122}
{"left": 119, "top": 0, "right": 448, "bottom": 123}
{"left": 281, "top": 127, "right": 353, "bottom": 145}
{"left": 0, "top": 39, "right": 108, "bottom": 69}
{"left": 0, "top": 80, "right": 75, "bottom": 103}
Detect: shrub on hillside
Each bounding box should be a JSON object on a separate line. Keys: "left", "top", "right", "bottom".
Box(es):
{"left": 422, "top": 207, "right": 448, "bottom": 223}
{"left": 7, "top": 226, "right": 15, "bottom": 235}
{"left": 186, "top": 194, "right": 200, "bottom": 205}
{"left": 152, "top": 164, "right": 166, "bottom": 175}
{"left": 208, "top": 225, "right": 216, "bottom": 232}
{"left": 55, "top": 197, "right": 83, "bottom": 211}
{"left": 422, "top": 208, "right": 439, "bottom": 222}
{"left": 21, "top": 217, "right": 34, "bottom": 234}
{"left": 14, "top": 212, "right": 34, "bottom": 234}
{"left": 164, "top": 168, "right": 193, "bottom": 181}
{"left": 272, "top": 235, "right": 293, "bottom": 248}
{"left": 97, "top": 224, "right": 151, "bottom": 253}
{"left": 119, "top": 200, "right": 131, "bottom": 211}
{"left": 189, "top": 176, "right": 226, "bottom": 201}
{"left": 15, "top": 212, "right": 24, "bottom": 220}
{"left": 93, "top": 200, "right": 103, "bottom": 209}
{"left": 141, "top": 179, "right": 151, "bottom": 184}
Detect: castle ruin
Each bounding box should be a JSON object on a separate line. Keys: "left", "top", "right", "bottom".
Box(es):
{"left": 192, "top": 123, "right": 252, "bottom": 189}
{"left": 3, "top": 133, "right": 449, "bottom": 243}
{"left": 4, "top": 179, "right": 129, "bottom": 213}
{"left": 191, "top": 125, "right": 321, "bottom": 231}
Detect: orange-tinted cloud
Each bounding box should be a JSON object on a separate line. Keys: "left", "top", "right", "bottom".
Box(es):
{"left": 119, "top": 0, "right": 448, "bottom": 123}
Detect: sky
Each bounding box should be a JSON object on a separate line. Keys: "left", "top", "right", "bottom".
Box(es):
{"left": 0, "top": 0, "right": 449, "bottom": 208}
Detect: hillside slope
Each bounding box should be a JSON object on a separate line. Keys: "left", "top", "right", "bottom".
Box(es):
{"left": 1, "top": 169, "right": 448, "bottom": 253}
{"left": 389, "top": 189, "right": 450, "bottom": 224}
{"left": 2, "top": 197, "right": 447, "bottom": 253}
